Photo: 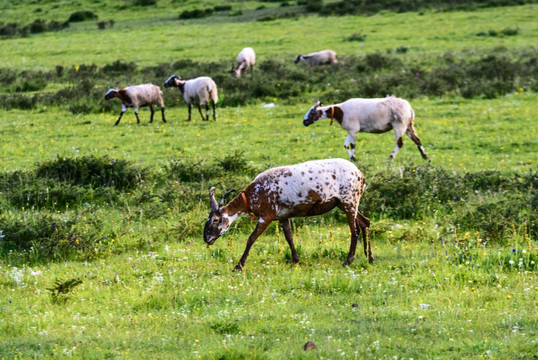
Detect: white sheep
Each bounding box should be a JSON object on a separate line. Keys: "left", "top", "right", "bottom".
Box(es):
{"left": 204, "top": 158, "right": 373, "bottom": 271}
{"left": 230, "top": 47, "right": 256, "bottom": 78}
{"left": 303, "top": 97, "right": 428, "bottom": 160}
{"left": 104, "top": 84, "right": 166, "bottom": 126}
{"left": 164, "top": 75, "right": 218, "bottom": 121}
{"left": 295, "top": 50, "right": 338, "bottom": 67}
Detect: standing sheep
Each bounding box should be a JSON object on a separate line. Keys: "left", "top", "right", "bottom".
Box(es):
{"left": 295, "top": 50, "right": 338, "bottom": 67}
{"left": 230, "top": 47, "right": 256, "bottom": 78}
{"left": 164, "top": 75, "right": 218, "bottom": 121}
{"left": 303, "top": 97, "right": 428, "bottom": 160}
{"left": 104, "top": 84, "right": 166, "bottom": 126}
{"left": 204, "top": 158, "right": 373, "bottom": 271}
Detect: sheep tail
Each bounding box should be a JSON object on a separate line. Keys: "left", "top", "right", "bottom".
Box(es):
{"left": 208, "top": 84, "right": 218, "bottom": 104}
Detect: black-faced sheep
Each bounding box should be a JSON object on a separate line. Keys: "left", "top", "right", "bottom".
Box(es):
{"left": 204, "top": 158, "right": 373, "bottom": 271}
{"left": 303, "top": 97, "right": 428, "bottom": 160}
{"left": 104, "top": 84, "right": 166, "bottom": 126}
{"left": 164, "top": 75, "right": 218, "bottom": 121}
{"left": 230, "top": 47, "right": 256, "bottom": 78}
{"left": 295, "top": 50, "right": 338, "bottom": 67}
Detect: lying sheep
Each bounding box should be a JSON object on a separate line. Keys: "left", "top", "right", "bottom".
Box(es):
{"left": 295, "top": 50, "right": 338, "bottom": 67}
{"left": 104, "top": 84, "right": 166, "bottom": 126}
{"left": 303, "top": 97, "right": 428, "bottom": 160}
{"left": 164, "top": 75, "right": 218, "bottom": 121}
{"left": 204, "top": 158, "right": 373, "bottom": 271}
{"left": 230, "top": 47, "right": 256, "bottom": 78}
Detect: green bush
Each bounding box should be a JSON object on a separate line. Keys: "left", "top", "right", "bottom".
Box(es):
{"left": 35, "top": 155, "right": 148, "bottom": 190}
{"left": 178, "top": 8, "right": 214, "bottom": 20}
{"left": 68, "top": 11, "right": 98, "bottom": 22}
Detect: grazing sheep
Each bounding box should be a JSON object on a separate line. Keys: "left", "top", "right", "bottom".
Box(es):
{"left": 204, "top": 158, "right": 373, "bottom": 271}
{"left": 164, "top": 75, "right": 218, "bottom": 121}
{"left": 295, "top": 50, "right": 338, "bottom": 67}
{"left": 303, "top": 97, "right": 428, "bottom": 160}
{"left": 230, "top": 47, "right": 256, "bottom": 78}
{"left": 104, "top": 84, "right": 166, "bottom": 126}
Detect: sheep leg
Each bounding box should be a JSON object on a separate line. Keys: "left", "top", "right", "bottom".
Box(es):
{"left": 134, "top": 108, "right": 141, "bottom": 124}
{"left": 211, "top": 101, "right": 217, "bottom": 121}
{"left": 114, "top": 111, "right": 125, "bottom": 126}
{"left": 340, "top": 206, "right": 359, "bottom": 266}
{"left": 161, "top": 107, "right": 166, "bottom": 123}
{"left": 280, "top": 219, "right": 299, "bottom": 264}
{"left": 344, "top": 133, "right": 357, "bottom": 161}
{"left": 114, "top": 104, "right": 128, "bottom": 126}
{"left": 389, "top": 137, "right": 403, "bottom": 160}
{"left": 149, "top": 105, "right": 154, "bottom": 123}
{"left": 356, "top": 211, "right": 373, "bottom": 263}
{"left": 406, "top": 125, "right": 428, "bottom": 159}
{"left": 197, "top": 104, "right": 206, "bottom": 121}
{"left": 234, "top": 220, "right": 271, "bottom": 271}
{"left": 205, "top": 104, "right": 210, "bottom": 121}
{"left": 187, "top": 104, "right": 192, "bottom": 121}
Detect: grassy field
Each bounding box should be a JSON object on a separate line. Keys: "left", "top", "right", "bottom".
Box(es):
{"left": 1, "top": 4, "right": 537, "bottom": 69}
{"left": 1, "top": 1, "right": 537, "bottom": 359}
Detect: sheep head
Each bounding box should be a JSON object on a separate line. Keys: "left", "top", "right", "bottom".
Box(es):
{"left": 164, "top": 75, "right": 185, "bottom": 89}
{"left": 303, "top": 100, "right": 323, "bottom": 126}
{"left": 204, "top": 188, "right": 236, "bottom": 245}
{"left": 294, "top": 55, "right": 302, "bottom": 64}
{"left": 104, "top": 89, "right": 119, "bottom": 100}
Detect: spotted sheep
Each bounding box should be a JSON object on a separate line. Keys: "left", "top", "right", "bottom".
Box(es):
{"left": 204, "top": 158, "right": 373, "bottom": 271}
{"left": 104, "top": 84, "right": 166, "bottom": 126}
{"left": 303, "top": 97, "right": 428, "bottom": 161}
{"left": 164, "top": 75, "right": 218, "bottom": 121}
{"left": 295, "top": 50, "right": 338, "bottom": 67}
{"left": 230, "top": 47, "right": 256, "bottom": 78}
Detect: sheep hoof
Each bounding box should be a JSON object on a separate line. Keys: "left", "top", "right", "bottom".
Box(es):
{"left": 368, "top": 256, "right": 375, "bottom": 263}
{"left": 342, "top": 258, "right": 354, "bottom": 266}
{"left": 233, "top": 264, "right": 243, "bottom": 272}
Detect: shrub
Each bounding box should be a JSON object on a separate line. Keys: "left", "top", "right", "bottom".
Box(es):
{"left": 68, "top": 11, "right": 98, "bottom": 23}
{"left": 35, "top": 155, "right": 148, "bottom": 190}
{"left": 134, "top": 0, "right": 157, "bottom": 5}
{"left": 214, "top": 5, "right": 232, "bottom": 11}
{"left": 346, "top": 32, "right": 366, "bottom": 42}
{"left": 102, "top": 60, "right": 137, "bottom": 74}
{"left": 178, "top": 8, "right": 214, "bottom": 20}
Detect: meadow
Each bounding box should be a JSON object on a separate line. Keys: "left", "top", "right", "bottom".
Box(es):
{"left": 0, "top": 1, "right": 537, "bottom": 359}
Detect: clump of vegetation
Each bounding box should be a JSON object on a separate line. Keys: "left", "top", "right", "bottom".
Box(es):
{"left": 307, "top": 0, "right": 538, "bottom": 16}
{"left": 68, "top": 10, "right": 98, "bottom": 22}
{"left": 178, "top": 8, "right": 214, "bottom": 20}
{"left": 346, "top": 32, "right": 366, "bottom": 42}
{"left": 35, "top": 155, "right": 147, "bottom": 190}
{"left": 477, "top": 27, "right": 520, "bottom": 37}
{"left": 48, "top": 278, "right": 83, "bottom": 304}
{"left": 0, "top": 19, "right": 69, "bottom": 38}
{"left": 133, "top": 0, "right": 157, "bottom": 6}
{"left": 362, "top": 164, "right": 537, "bottom": 241}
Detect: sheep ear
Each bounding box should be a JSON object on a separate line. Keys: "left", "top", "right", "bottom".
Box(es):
{"left": 220, "top": 189, "right": 236, "bottom": 206}
{"left": 209, "top": 187, "right": 219, "bottom": 211}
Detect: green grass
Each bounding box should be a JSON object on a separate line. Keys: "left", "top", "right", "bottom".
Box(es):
{"left": 1, "top": 1, "right": 537, "bottom": 359}
{"left": 0, "top": 93, "right": 535, "bottom": 172}
{"left": 1, "top": 4, "right": 537, "bottom": 69}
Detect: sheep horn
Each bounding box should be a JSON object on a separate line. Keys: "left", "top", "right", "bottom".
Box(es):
{"left": 220, "top": 189, "right": 236, "bottom": 205}
{"left": 209, "top": 187, "right": 219, "bottom": 211}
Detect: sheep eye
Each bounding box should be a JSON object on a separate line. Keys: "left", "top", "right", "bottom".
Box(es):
{"left": 213, "top": 218, "right": 219, "bottom": 224}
